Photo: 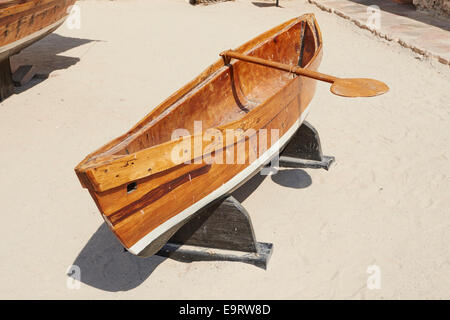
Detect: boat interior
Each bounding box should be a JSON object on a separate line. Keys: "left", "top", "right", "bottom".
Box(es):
{"left": 90, "top": 17, "right": 319, "bottom": 160}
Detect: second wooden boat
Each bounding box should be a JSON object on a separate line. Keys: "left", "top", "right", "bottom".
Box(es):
{"left": 75, "top": 14, "right": 325, "bottom": 256}
{"left": 0, "top": 0, "right": 76, "bottom": 99}
{"left": 0, "top": 0, "right": 76, "bottom": 62}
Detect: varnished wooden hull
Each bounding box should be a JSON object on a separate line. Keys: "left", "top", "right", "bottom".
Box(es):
{"left": 0, "top": 0, "right": 76, "bottom": 62}
{"left": 75, "top": 14, "right": 323, "bottom": 257}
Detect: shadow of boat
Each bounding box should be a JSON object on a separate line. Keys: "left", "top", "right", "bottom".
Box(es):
{"left": 10, "top": 34, "right": 100, "bottom": 94}
{"left": 71, "top": 168, "right": 311, "bottom": 291}
{"left": 70, "top": 172, "right": 269, "bottom": 291}
{"left": 271, "top": 168, "right": 312, "bottom": 189}
{"left": 71, "top": 223, "right": 167, "bottom": 292}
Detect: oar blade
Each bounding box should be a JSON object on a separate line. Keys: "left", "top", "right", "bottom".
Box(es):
{"left": 330, "top": 78, "right": 389, "bottom": 97}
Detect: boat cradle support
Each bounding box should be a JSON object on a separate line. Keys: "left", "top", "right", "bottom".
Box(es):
{"left": 279, "top": 121, "right": 335, "bottom": 170}
{"left": 156, "top": 196, "right": 273, "bottom": 269}
{"left": 0, "top": 58, "right": 14, "bottom": 101}
{"left": 0, "top": 56, "right": 38, "bottom": 102}
{"left": 153, "top": 121, "right": 334, "bottom": 269}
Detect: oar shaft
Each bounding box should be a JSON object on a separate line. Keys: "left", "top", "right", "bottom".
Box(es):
{"left": 220, "top": 50, "right": 337, "bottom": 83}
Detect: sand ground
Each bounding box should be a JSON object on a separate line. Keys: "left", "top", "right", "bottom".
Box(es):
{"left": 0, "top": 0, "right": 449, "bottom": 299}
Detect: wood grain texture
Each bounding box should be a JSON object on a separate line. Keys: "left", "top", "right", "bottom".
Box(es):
{"left": 75, "top": 14, "right": 323, "bottom": 253}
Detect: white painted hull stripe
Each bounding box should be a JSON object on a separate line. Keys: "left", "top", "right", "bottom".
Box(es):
{"left": 128, "top": 104, "right": 312, "bottom": 255}
{"left": 0, "top": 16, "right": 67, "bottom": 54}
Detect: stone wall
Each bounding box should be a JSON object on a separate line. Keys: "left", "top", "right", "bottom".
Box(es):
{"left": 413, "top": 0, "right": 450, "bottom": 16}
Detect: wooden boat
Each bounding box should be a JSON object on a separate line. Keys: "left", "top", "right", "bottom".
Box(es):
{"left": 75, "top": 14, "right": 324, "bottom": 257}
{"left": 0, "top": 0, "right": 76, "bottom": 62}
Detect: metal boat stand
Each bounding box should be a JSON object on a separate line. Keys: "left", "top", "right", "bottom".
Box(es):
{"left": 0, "top": 57, "right": 37, "bottom": 102}
{"left": 155, "top": 121, "right": 334, "bottom": 269}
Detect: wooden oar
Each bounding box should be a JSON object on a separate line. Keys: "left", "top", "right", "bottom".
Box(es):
{"left": 220, "top": 50, "right": 389, "bottom": 98}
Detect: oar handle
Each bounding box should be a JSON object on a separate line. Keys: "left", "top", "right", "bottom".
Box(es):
{"left": 220, "top": 50, "right": 337, "bottom": 83}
